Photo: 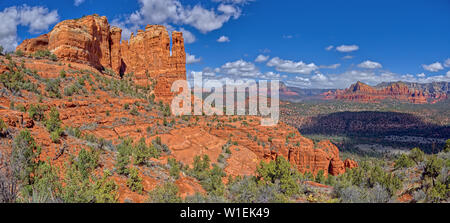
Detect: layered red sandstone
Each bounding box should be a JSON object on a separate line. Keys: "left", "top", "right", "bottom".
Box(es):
{"left": 16, "top": 14, "right": 186, "bottom": 103}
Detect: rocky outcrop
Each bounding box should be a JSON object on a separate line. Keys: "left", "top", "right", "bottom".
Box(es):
{"left": 16, "top": 34, "right": 49, "bottom": 54}
{"left": 325, "top": 81, "right": 435, "bottom": 104}
{"left": 16, "top": 14, "right": 186, "bottom": 103}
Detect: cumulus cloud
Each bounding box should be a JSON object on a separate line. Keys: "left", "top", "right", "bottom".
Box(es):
{"left": 336, "top": 44, "right": 359, "bottom": 53}
{"left": 124, "top": 0, "right": 245, "bottom": 34}
{"left": 319, "top": 64, "right": 341, "bottom": 69}
{"left": 254, "top": 54, "right": 269, "bottom": 63}
{"left": 444, "top": 58, "right": 450, "bottom": 67}
{"left": 219, "top": 59, "right": 261, "bottom": 77}
{"left": 266, "top": 57, "right": 318, "bottom": 75}
{"left": 422, "top": 62, "right": 444, "bottom": 72}
{"left": 74, "top": 0, "right": 85, "bottom": 6}
{"left": 358, "top": 60, "right": 382, "bottom": 69}
{"left": 417, "top": 73, "right": 426, "bottom": 78}
{"left": 186, "top": 53, "right": 201, "bottom": 64}
{"left": 0, "top": 5, "right": 59, "bottom": 52}
{"left": 179, "top": 27, "right": 196, "bottom": 43}
{"left": 217, "top": 35, "right": 230, "bottom": 42}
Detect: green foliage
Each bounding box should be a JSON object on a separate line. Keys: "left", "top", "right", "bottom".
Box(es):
{"left": 65, "top": 126, "right": 82, "bottom": 138}
{"left": 423, "top": 155, "right": 444, "bottom": 180}
{"left": 0, "top": 119, "right": 7, "bottom": 135}
{"left": 444, "top": 139, "right": 450, "bottom": 153}
{"left": 129, "top": 106, "right": 139, "bottom": 116}
{"left": 409, "top": 147, "right": 425, "bottom": 164}
{"left": 147, "top": 182, "right": 182, "bottom": 203}
{"left": 28, "top": 104, "right": 46, "bottom": 121}
{"left": 132, "top": 137, "right": 159, "bottom": 165}
{"left": 45, "top": 78, "right": 62, "bottom": 98}
{"left": 74, "top": 148, "right": 99, "bottom": 179}
{"left": 93, "top": 170, "right": 119, "bottom": 203}
{"left": 59, "top": 70, "right": 66, "bottom": 78}
{"left": 15, "top": 50, "right": 24, "bottom": 57}
{"left": 115, "top": 138, "right": 132, "bottom": 175}
{"left": 0, "top": 63, "right": 39, "bottom": 94}
{"left": 168, "top": 157, "right": 181, "bottom": 179}
{"left": 11, "top": 130, "right": 41, "bottom": 196}
{"left": 126, "top": 167, "right": 143, "bottom": 193}
{"left": 31, "top": 161, "right": 62, "bottom": 202}
{"left": 33, "top": 50, "right": 56, "bottom": 60}
{"left": 256, "top": 156, "right": 300, "bottom": 197}
{"left": 201, "top": 165, "right": 226, "bottom": 196}
{"left": 45, "top": 107, "right": 61, "bottom": 133}
{"left": 315, "top": 170, "right": 326, "bottom": 184}
{"left": 394, "top": 153, "right": 415, "bottom": 169}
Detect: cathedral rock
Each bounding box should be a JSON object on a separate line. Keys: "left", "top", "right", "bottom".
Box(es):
{"left": 16, "top": 14, "right": 186, "bottom": 103}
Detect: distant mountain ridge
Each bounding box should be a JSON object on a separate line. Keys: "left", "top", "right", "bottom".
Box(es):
{"left": 323, "top": 81, "right": 448, "bottom": 104}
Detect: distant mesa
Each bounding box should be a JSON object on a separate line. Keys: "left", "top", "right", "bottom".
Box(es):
{"left": 322, "top": 81, "right": 448, "bottom": 104}
{"left": 16, "top": 14, "right": 186, "bottom": 103}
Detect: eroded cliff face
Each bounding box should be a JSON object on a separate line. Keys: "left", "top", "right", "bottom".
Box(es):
{"left": 323, "top": 81, "right": 442, "bottom": 104}
{"left": 16, "top": 14, "right": 186, "bottom": 103}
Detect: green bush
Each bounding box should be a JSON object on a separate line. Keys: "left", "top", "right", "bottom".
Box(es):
{"left": 45, "top": 78, "right": 61, "bottom": 98}
{"left": 132, "top": 137, "right": 159, "bottom": 165}
{"left": 45, "top": 107, "right": 61, "bottom": 133}
{"left": 11, "top": 130, "right": 41, "bottom": 196}
{"left": 115, "top": 138, "right": 132, "bottom": 175}
{"left": 147, "top": 182, "right": 182, "bottom": 203}
{"left": 126, "top": 167, "right": 143, "bottom": 193}
{"left": 168, "top": 157, "right": 181, "bottom": 179}
{"left": 256, "top": 156, "right": 300, "bottom": 197}
{"left": 394, "top": 153, "right": 415, "bottom": 169}
{"left": 28, "top": 104, "right": 46, "bottom": 121}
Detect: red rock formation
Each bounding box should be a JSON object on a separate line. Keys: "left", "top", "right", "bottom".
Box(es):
{"left": 327, "top": 81, "right": 430, "bottom": 104}
{"left": 16, "top": 34, "right": 49, "bottom": 54}
{"left": 16, "top": 14, "right": 186, "bottom": 103}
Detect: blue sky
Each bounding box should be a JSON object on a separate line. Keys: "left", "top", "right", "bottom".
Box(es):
{"left": 1, "top": 0, "right": 450, "bottom": 88}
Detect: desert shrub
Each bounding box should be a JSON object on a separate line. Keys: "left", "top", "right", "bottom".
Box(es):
{"left": 226, "top": 176, "right": 287, "bottom": 203}
{"left": 59, "top": 70, "right": 66, "bottom": 78}
{"left": 30, "top": 161, "right": 62, "bottom": 203}
{"left": 11, "top": 130, "right": 41, "bottom": 196}
{"left": 130, "top": 106, "right": 139, "bottom": 116}
{"left": 0, "top": 45, "right": 3, "bottom": 55}
{"left": 123, "top": 103, "right": 130, "bottom": 110}
{"left": 45, "top": 78, "right": 61, "bottom": 98}
{"left": 45, "top": 107, "right": 61, "bottom": 133}
{"left": 147, "top": 182, "right": 182, "bottom": 203}
{"left": 0, "top": 119, "right": 7, "bottom": 136}
{"left": 0, "top": 68, "right": 38, "bottom": 94}
{"left": 167, "top": 157, "right": 181, "bottom": 179}
{"left": 201, "top": 165, "right": 226, "bottom": 196}
{"left": 115, "top": 138, "right": 132, "bottom": 175}
{"left": 394, "top": 153, "right": 415, "bottom": 169}
{"left": 65, "top": 126, "right": 82, "bottom": 138}
{"left": 28, "top": 104, "right": 46, "bottom": 121}
{"left": 132, "top": 137, "right": 159, "bottom": 165}
{"left": 74, "top": 148, "right": 99, "bottom": 179}
{"left": 15, "top": 50, "right": 24, "bottom": 57}
{"left": 256, "top": 156, "right": 300, "bottom": 197}
{"left": 409, "top": 147, "right": 425, "bottom": 164}
{"left": 126, "top": 167, "right": 143, "bottom": 193}
{"left": 315, "top": 170, "right": 326, "bottom": 184}
{"left": 92, "top": 170, "right": 118, "bottom": 203}
{"left": 444, "top": 139, "right": 450, "bottom": 153}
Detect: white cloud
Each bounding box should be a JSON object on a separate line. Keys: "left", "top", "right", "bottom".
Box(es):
{"left": 444, "top": 58, "right": 450, "bottom": 67}
{"left": 283, "top": 34, "right": 293, "bottom": 39}
{"left": 186, "top": 53, "right": 201, "bottom": 64}
{"left": 74, "top": 0, "right": 85, "bottom": 6}
{"left": 342, "top": 55, "right": 354, "bottom": 60}
{"left": 254, "top": 54, "right": 269, "bottom": 63}
{"left": 325, "top": 45, "right": 334, "bottom": 51}
{"left": 417, "top": 73, "right": 426, "bottom": 78}
{"left": 358, "top": 60, "right": 382, "bottom": 69}
{"left": 179, "top": 28, "right": 196, "bottom": 43}
{"left": 447, "top": 71, "right": 450, "bottom": 77}
{"left": 125, "top": 0, "right": 244, "bottom": 34}
{"left": 422, "top": 62, "right": 444, "bottom": 72}
{"left": 217, "top": 35, "right": 230, "bottom": 42}
{"left": 219, "top": 59, "right": 261, "bottom": 77}
{"left": 336, "top": 44, "right": 359, "bottom": 53}
{"left": 266, "top": 57, "right": 318, "bottom": 74}
{"left": 319, "top": 64, "right": 341, "bottom": 69}
{"left": 0, "top": 5, "right": 59, "bottom": 52}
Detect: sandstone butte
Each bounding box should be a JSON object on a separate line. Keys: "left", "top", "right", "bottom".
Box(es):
{"left": 1, "top": 14, "right": 358, "bottom": 202}
{"left": 16, "top": 14, "right": 186, "bottom": 104}
{"left": 322, "top": 81, "right": 447, "bottom": 104}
